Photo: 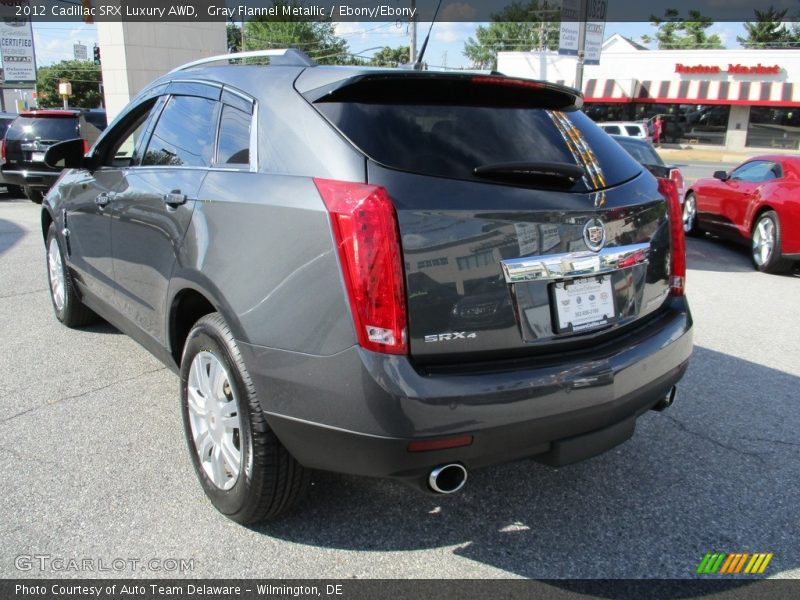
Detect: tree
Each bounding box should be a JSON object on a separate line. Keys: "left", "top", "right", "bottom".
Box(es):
{"left": 641, "top": 9, "right": 724, "bottom": 49}
{"left": 227, "top": 23, "right": 242, "bottom": 52}
{"left": 369, "top": 46, "right": 410, "bottom": 67}
{"left": 36, "top": 60, "right": 103, "bottom": 108}
{"left": 737, "top": 8, "right": 798, "bottom": 48}
{"left": 243, "top": 2, "right": 349, "bottom": 64}
{"left": 463, "top": 1, "right": 560, "bottom": 70}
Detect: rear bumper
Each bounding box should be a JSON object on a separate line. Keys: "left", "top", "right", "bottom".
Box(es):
{"left": 1, "top": 168, "right": 59, "bottom": 190}
{"left": 238, "top": 296, "right": 693, "bottom": 484}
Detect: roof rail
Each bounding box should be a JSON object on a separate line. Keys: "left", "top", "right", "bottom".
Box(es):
{"left": 169, "top": 49, "right": 315, "bottom": 73}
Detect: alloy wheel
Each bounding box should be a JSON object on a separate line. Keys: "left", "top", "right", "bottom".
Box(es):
{"left": 48, "top": 237, "right": 66, "bottom": 312}
{"left": 683, "top": 195, "right": 696, "bottom": 234}
{"left": 752, "top": 216, "right": 776, "bottom": 267}
{"left": 187, "top": 351, "right": 242, "bottom": 491}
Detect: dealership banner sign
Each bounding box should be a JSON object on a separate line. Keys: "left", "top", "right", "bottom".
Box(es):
{"left": 559, "top": 0, "right": 607, "bottom": 65}
{"left": 0, "top": 1, "right": 36, "bottom": 85}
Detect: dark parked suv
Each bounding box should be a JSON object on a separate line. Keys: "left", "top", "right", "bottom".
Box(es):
{"left": 2, "top": 108, "right": 105, "bottom": 203}
{"left": 41, "top": 49, "right": 692, "bottom": 523}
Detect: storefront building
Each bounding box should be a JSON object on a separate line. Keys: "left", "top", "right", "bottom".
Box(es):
{"left": 498, "top": 35, "right": 800, "bottom": 151}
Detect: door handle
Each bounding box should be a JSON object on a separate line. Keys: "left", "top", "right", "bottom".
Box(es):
{"left": 162, "top": 190, "right": 189, "bottom": 208}
{"left": 95, "top": 192, "right": 115, "bottom": 207}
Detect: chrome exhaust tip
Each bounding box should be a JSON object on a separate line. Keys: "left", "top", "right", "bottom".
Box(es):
{"left": 652, "top": 386, "right": 677, "bottom": 412}
{"left": 428, "top": 463, "right": 468, "bottom": 494}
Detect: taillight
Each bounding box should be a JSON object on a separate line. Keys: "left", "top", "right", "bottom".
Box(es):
{"left": 314, "top": 178, "right": 408, "bottom": 355}
{"left": 82, "top": 139, "right": 90, "bottom": 154}
{"left": 1, "top": 139, "right": 5, "bottom": 161}
{"left": 471, "top": 75, "right": 545, "bottom": 90}
{"left": 659, "top": 178, "right": 685, "bottom": 296}
{"left": 669, "top": 168, "right": 685, "bottom": 200}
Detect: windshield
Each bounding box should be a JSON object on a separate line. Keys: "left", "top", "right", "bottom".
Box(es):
{"left": 614, "top": 137, "right": 664, "bottom": 167}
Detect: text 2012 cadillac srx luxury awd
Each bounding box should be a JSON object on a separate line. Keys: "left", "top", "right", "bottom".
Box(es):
{"left": 40, "top": 49, "right": 692, "bottom": 523}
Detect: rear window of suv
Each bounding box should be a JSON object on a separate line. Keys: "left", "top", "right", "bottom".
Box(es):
{"left": 313, "top": 78, "right": 641, "bottom": 192}
{"left": 6, "top": 117, "right": 79, "bottom": 141}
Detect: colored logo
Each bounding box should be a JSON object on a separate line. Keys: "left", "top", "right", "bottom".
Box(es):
{"left": 696, "top": 552, "right": 773, "bottom": 575}
{"left": 583, "top": 218, "right": 606, "bottom": 252}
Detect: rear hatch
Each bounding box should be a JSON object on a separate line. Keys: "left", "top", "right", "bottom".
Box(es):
{"left": 300, "top": 71, "right": 675, "bottom": 364}
{"left": 4, "top": 113, "right": 80, "bottom": 171}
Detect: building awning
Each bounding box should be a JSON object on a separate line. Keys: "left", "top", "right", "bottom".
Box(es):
{"left": 634, "top": 79, "right": 800, "bottom": 107}
{"left": 581, "top": 78, "right": 634, "bottom": 103}
{"left": 580, "top": 78, "right": 800, "bottom": 107}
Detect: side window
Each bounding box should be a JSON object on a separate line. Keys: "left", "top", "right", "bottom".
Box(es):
{"left": 215, "top": 104, "right": 251, "bottom": 166}
{"left": 624, "top": 125, "right": 641, "bottom": 136}
{"left": 603, "top": 125, "right": 621, "bottom": 135}
{"left": 142, "top": 95, "right": 218, "bottom": 167}
{"left": 731, "top": 161, "right": 777, "bottom": 183}
{"left": 102, "top": 97, "right": 162, "bottom": 168}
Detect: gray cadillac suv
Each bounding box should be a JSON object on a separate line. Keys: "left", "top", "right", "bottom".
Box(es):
{"left": 41, "top": 49, "right": 692, "bottom": 523}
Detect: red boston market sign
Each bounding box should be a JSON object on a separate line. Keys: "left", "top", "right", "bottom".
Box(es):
{"left": 675, "top": 63, "right": 782, "bottom": 75}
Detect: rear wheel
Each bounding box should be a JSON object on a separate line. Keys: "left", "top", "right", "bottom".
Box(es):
{"left": 46, "top": 224, "right": 96, "bottom": 327}
{"left": 683, "top": 193, "right": 700, "bottom": 236}
{"left": 5, "top": 184, "right": 23, "bottom": 196}
{"left": 751, "top": 211, "right": 793, "bottom": 274}
{"left": 24, "top": 187, "right": 44, "bottom": 204}
{"left": 180, "top": 313, "right": 309, "bottom": 523}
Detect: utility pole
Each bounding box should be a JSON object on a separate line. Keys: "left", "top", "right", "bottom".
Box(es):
{"left": 574, "top": 0, "right": 589, "bottom": 92}
{"left": 409, "top": 0, "right": 417, "bottom": 63}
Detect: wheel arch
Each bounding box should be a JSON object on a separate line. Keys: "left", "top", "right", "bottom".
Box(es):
{"left": 749, "top": 203, "right": 778, "bottom": 234}
{"left": 41, "top": 207, "right": 55, "bottom": 244}
{"left": 167, "top": 280, "right": 245, "bottom": 369}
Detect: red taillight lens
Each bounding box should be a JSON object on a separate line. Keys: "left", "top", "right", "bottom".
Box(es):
{"left": 659, "top": 178, "right": 685, "bottom": 296}
{"left": 1, "top": 139, "right": 5, "bottom": 161}
{"left": 669, "top": 168, "right": 685, "bottom": 200}
{"left": 471, "top": 75, "right": 545, "bottom": 90}
{"left": 82, "top": 139, "right": 90, "bottom": 154}
{"left": 314, "top": 178, "right": 408, "bottom": 355}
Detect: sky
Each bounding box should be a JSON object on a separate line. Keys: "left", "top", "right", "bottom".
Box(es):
{"left": 29, "top": 20, "right": 751, "bottom": 70}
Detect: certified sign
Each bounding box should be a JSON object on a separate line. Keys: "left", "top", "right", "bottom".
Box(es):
{"left": 0, "top": 8, "right": 37, "bottom": 84}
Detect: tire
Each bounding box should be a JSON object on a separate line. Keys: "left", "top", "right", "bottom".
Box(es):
{"left": 683, "top": 192, "right": 701, "bottom": 236}
{"left": 751, "top": 210, "right": 793, "bottom": 274}
{"left": 5, "top": 184, "right": 23, "bottom": 196}
{"left": 45, "top": 224, "right": 97, "bottom": 327}
{"left": 24, "top": 187, "right": 44, "bottom": 204}
{"left": 180, "top": 313, "right": 309, "bottom": 523}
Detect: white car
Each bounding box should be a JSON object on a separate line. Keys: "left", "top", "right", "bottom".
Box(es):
{"left": 598, "top": 121, "right": 650, "bottom": 140}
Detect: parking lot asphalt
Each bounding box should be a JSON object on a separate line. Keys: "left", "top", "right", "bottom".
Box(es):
{"left": 1, "top": 193, "right": 799, "bottom": 580}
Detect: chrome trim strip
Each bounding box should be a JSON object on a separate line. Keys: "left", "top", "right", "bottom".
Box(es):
{"left": 501, "top": 242, "right": 651, "bottom": 283}
{"left": 250, "top": 101, "right": 259, "bottom": 173}
{"left": 4, "top": 170, "right": 58, "bottom": 178}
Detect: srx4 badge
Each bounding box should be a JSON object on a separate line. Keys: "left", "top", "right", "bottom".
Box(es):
{"left": 424, "top": 332, "right": 478, "bottom": 343}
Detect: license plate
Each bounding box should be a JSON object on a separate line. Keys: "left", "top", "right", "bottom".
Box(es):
{"left": 553, "top": 276, "right": 615, "bottom": 333}
{"left": 32, "top": 152, "right": 45, "bottom": 162}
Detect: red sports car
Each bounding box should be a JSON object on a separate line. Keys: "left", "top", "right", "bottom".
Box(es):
{"left": 684, "top": 155, "right": 800, "bottom": 273}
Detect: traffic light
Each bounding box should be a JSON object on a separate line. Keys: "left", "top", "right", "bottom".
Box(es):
{"left": 93, "top": 45, "right": 101, "bottom": 65}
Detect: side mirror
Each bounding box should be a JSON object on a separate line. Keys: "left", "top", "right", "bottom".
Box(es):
{"left": 712, "top": 170, "right": 729, "bottom": 181}
{"left": 44, "top": 138, "right": 89, "bottom": 170}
